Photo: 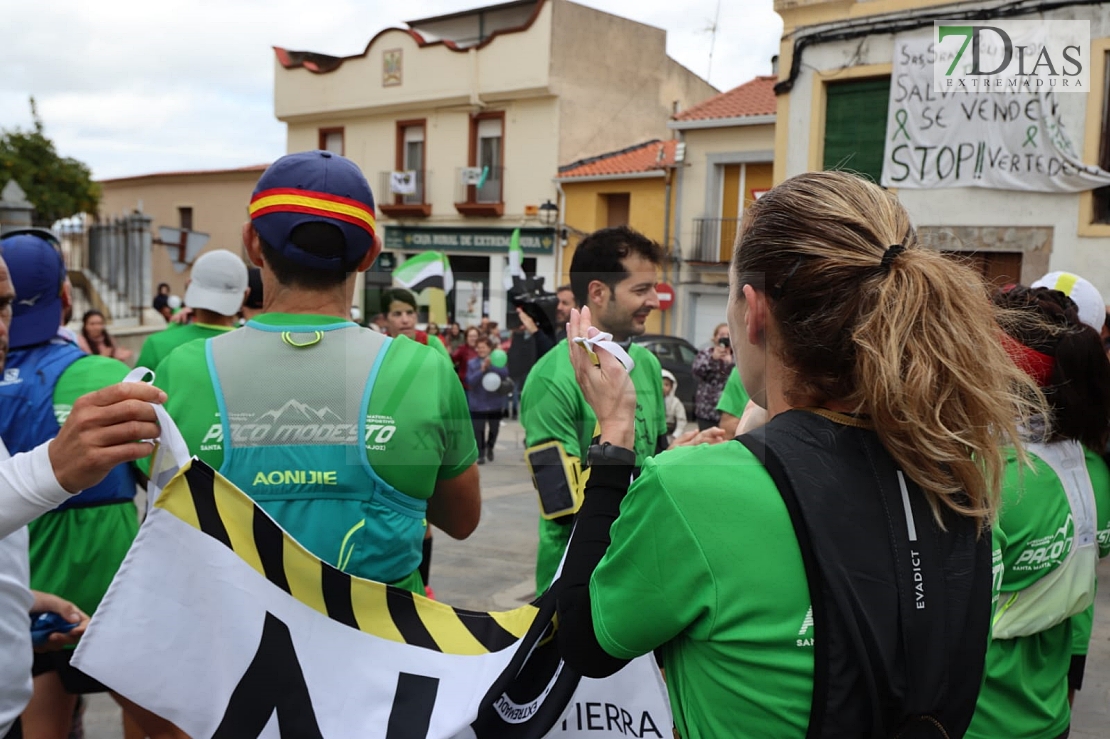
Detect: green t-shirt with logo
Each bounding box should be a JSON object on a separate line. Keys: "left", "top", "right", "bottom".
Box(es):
{"left": 52, "top": 354, "right": 132, "bottom": 420}
{"left": 520, "top": 339, "right": 666, "bottom": 595}
{"left": 28, "top": 354, "right": 138, "bottom": 616}
{"left": 715, "top": 368, "right": 750, "bottom": 418}
{"left": 1070, "top": 450, "right": 1110, "bottom": 658}
{"left": 135, "top": 322, "right": 235, "bottom": 374}
{"left": 967, "top": 448, "right": 1109, "bottom": 739}
{"left": 144, "top": 314, "right": 477, "bottom": 498}
{"left": 589, "top": 440, "right": 813, "bottom": 739}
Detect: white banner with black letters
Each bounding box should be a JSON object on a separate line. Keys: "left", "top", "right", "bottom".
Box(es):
{"left": 881, "top": 32, "right": 1110, "bottom": 191}
{"left": 72, "top": 459, "right": 670, "bottom": 739}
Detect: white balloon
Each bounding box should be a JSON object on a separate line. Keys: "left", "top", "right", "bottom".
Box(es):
{"left": 350, "top": 306, "right": 362, "bottom": 321}
{"left": 167, "top": 295, "right": 182, "bottom": 309}
{"left": 481, "top": 372, "right": 502, "bottom": 392}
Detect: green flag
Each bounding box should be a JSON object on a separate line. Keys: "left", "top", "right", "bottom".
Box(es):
{"left": 393, "top": 251, "right": 452, "bottom": 292}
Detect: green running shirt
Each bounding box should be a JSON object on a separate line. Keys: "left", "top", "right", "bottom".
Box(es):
{"left": 520, "top": 339, "right": 666, "bottom": 596}
{"left": 967, "top": 448, "right": 1110, "bottom": 739}
{"left": 30, "top": 354, "right": 138, "bottom": 617}
{"left": 136, "top": 322, "right": 235, "bottom": 373}
{"left": 590, "top": 441, "right": 814, "bottom": 739}
{"left": 715, "top": 368, "right": 750, "bottom": 418}
{"left": 144, "top": 313, "right": 478, "bottom": 498}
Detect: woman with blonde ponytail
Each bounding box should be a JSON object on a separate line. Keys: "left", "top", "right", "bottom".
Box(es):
{"left": 553, "top": 171, "right": 1044, "bottom": 739}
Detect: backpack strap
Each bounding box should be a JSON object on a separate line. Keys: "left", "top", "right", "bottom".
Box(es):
{"left": 735, "top": 428, "right": 831, "bottom": 739}
{"left": 738, "top": 411, "right": 986, "bottom": 738}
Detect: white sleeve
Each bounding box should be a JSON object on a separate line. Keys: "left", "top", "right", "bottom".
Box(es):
{"left": 0, "top": 440, "right": 72, "bottom": 539}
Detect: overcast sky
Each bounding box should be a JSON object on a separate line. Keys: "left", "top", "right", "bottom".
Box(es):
{"left": 1, "top": 0, "right": 782, "bottom": 182}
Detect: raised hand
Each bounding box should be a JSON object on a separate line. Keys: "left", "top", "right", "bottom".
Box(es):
{"left": 48, "top": 382, "right": 167, "bottom": 493}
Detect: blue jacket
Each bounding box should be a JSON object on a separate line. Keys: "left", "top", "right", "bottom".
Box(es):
{"left": 466, "top": 357, "right": 509, "bottom": 413}
{"left": 0, "top": 341, "right": 136, "bottom": 510}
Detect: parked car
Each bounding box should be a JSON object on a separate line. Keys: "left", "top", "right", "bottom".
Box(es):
{"left": 632, "top": 334, "right": 698, "bottom": 419}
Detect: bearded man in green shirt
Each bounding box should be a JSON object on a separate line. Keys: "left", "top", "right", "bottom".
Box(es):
{"left": 520, "top": 226, "right": 672, "bottom": 596}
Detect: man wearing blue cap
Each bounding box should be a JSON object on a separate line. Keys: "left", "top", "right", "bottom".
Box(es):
{"left": 0, "top": 229, "right": 166, "bottom": 736}
{"left": 151, "top": 150, "right": 481, "bottom": 594}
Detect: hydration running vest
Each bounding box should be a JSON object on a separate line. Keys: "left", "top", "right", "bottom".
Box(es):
{"left": 738, "top": 410, "right": 992, "bottom": 739}
{"left": 991, "top": 439, "right": 1099, "bottom": 640}
{"left": 205, "top": 321, "right": 427, "bottom": 586}
{"left": 0, "top": 341, "right": 137, "bottom": 511}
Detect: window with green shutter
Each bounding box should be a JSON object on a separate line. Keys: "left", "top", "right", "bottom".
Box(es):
{"left": 823, "top": 77, "right": 891, "bottom": 183}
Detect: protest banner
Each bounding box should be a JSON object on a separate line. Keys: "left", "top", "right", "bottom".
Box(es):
{"left": 881, "top": 30, "right": 1110, "bottom": 191}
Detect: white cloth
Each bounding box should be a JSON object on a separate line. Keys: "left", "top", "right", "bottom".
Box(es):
{"left": 389, "top": 171, "right": 417, "bottom": 196}
{"left": 0, "top": 438, "right": 70, "bottom": 738}
{"left": 572, "top": 332, "right": 636, "bottom": 372}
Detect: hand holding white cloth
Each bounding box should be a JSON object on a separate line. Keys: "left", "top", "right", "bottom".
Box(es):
{"left": 121, "top": 368, "right": 191, "bottom": 511}
{"left": 571, "top": 332, "right": 635, "bottom": 372}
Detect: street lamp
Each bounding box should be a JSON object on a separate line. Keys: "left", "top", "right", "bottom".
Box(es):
{"left": 538, "top": 199, "right": 558, "bottom": 226}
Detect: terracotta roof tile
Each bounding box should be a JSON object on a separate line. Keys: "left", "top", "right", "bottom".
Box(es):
{"left": 98, "top": 164, "right": 269, "bottom": 184}
{"left": 673, "top": 75, "right": 777, "bottom": 122}
{"left": 558, "top": 140, "right": 677, "bottom": 180}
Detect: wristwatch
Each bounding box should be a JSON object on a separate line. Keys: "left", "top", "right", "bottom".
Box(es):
{"left": 587, "top": 442, "right": 636, "bottom": 467}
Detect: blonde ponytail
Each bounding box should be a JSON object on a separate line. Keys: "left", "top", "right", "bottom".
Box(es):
{"left": 734, "top": 171, "right": 1044, "bottom": 524}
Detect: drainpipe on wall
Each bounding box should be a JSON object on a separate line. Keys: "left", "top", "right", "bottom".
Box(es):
{"left": 662, "top": 166, "right": 674, "bottom": 336}
{"left": 669, "top": 131, "right": 687, "bottom": 338}
{"left": 469, "top": 47, "right": 485, "bottom": 109}
{"left": 554, "top": 180, "right": 567, "bottom": 287}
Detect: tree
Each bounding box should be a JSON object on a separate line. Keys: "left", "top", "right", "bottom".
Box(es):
{"left": 0, "top": 97, "right": 100, "bottom": 226}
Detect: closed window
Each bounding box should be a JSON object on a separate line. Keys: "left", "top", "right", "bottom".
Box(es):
{"left": 475, "top": 117, "right": 502, "bottom": 203}
{"left": 399, "top": 122, "right": 425, "bottom": 204}
{"left": 178, "top": 207, "right": 193, "bottom": 231}
{"left": 823, "top": 77, "right": 891, "bottom": 183}
{"left": 1094, "top": 52, "right": 1110, "bottom": 223}
{"left": 319, "top": 128, "right": 344, "bottom": 155}
{"left": 604, "top": 193, "right": 630, "bottom": 227}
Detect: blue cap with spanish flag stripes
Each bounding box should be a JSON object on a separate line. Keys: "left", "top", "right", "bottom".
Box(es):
{"left": 249, "top": 150, "right": 376, "bottom": 270}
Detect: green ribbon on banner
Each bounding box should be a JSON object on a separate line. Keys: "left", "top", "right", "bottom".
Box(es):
{"left": 892, "top": 109, "right": 910, "bottom": 141}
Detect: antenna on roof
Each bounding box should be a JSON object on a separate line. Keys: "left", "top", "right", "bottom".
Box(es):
{"left": 706, "top": 0, "right": 722, "bottom": 83}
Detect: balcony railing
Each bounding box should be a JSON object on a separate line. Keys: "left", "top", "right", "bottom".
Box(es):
{"left": 378, "top": 171, "right": 431, "bottom": 218}
{"left": 455, "top": 166, "right": 504, "bottom": 217}
{"left": 691, "top": 217, "right": 741, "bottom": 263}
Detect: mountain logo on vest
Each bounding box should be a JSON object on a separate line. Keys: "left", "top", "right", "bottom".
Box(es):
{"left": 0, "top": 368, "right": 20, "bottom": 386}
{"left": 796, "top": 606, "right": 814, "bottom": 647}
{"left": 1013, "top": 514, "right": 1074, "bottom": 572}
{"left": 202, "top": 401, "right": 397, "bottom": 450}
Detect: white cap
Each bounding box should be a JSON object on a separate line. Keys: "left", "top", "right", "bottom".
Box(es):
{"left": 1031, "top": 271, "right": 1106, "bottom": 333}
{"left": 185, "top": 250, "right": 249, "bottom": 316}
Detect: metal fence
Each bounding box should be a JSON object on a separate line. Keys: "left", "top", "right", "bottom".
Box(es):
{"left": 691, "top": 217, "right": 741, "bottom": 263}
{"left": 61, "top": 212, "right": 152, "bottom": 325}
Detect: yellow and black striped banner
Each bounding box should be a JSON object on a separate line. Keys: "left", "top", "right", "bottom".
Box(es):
{"left": 157, "top": 460, "right": 536, "bottom": 656}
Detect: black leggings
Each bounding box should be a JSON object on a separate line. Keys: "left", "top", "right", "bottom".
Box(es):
{"left": 471, "top": 410, "right": 501, "bottom": 454}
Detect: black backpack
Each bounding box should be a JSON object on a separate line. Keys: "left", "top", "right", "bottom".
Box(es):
{"left": 737, "top": 410, "right": 992, "bottom": 739}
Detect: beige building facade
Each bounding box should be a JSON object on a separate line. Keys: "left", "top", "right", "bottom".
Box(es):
{"left": 773, "top": 0, "right": 1110, "bottom": 297}
{"left": 668, "top": 76, "right": 777, "bottom": 345}
{"left": 98, "top": 165, "right": 265, "bottom": 298}
{"left": 273, "top": 0, "right": 716, "bottom": 324}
